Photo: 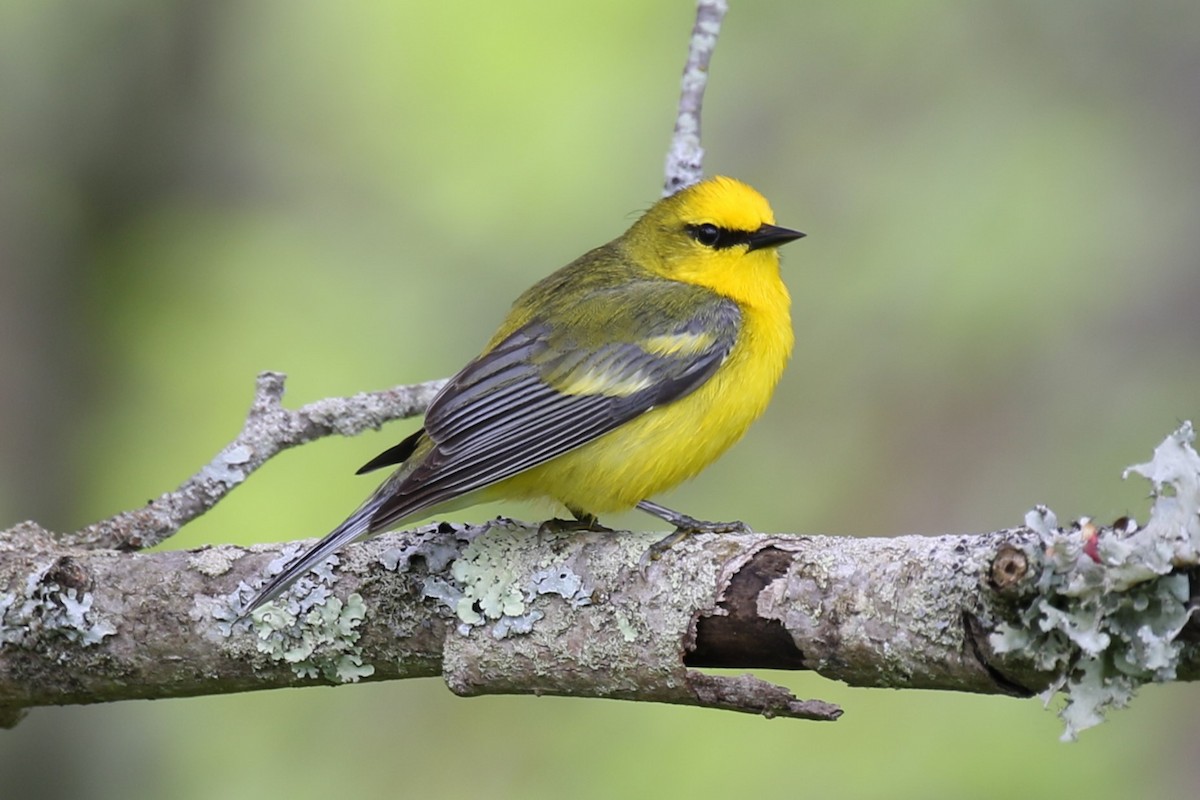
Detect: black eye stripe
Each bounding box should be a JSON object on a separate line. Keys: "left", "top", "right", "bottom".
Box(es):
{"left": 685, "top": 223, "right": 753, "bottom": 250}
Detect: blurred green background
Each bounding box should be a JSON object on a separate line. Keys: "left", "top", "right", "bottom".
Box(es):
{"left": 2, "top": 0, "right": 1199, "bottom": 797}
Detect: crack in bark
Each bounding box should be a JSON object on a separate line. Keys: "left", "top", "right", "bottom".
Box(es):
{"left": 961, "top": 610, "right": 1036, "bottom": 698}
{"left": 687, "top": 546, "right": 807, "bottom": 669}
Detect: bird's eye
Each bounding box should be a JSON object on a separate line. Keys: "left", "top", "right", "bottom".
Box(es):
{"left": 687, "top": 222, "right": 753, "bottom": 249}
{"left": 690, "top": 223, "right": 722, "bottom": 247}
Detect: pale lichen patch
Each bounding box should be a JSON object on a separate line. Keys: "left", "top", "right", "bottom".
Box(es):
{"left": 251, "top": 593, "right": 373, "bottom": 682}
{"left": 991, "top": 423, "right": 1200, "bottom": 740}
{"left": 188, "top": 547, "right": 235, "bottom": 577}
{"left": 205, "top": 543, "right": 374, "bottom": 682}
{"left": 0, "top": 569, "right": 115, "bottom": 648}
{"left": 416, "top": 521, "right": 596, "bottom": 641}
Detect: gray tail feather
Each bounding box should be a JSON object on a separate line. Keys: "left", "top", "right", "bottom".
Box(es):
{"left": 241, "top": 497, "right": 381, "bottom": 616}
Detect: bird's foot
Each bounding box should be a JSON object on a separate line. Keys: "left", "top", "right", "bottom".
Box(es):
{"left": 537, "top": 512, "right": 612, "bottom": 544}
{"left": 635, "top": 500, "right": 752, "bottom": 573}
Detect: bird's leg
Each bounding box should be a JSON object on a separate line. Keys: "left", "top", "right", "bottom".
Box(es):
{"left": 637, "top": 499, "right": 752, "bottom": 535}
{"left": 636, "top": 499, "right": 752, "bottom": 569}
{"left": 537, "top": 507, "right": 613, "bottom": 543}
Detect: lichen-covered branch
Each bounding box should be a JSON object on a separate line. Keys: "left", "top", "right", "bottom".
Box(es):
{"left": 2, "top": 424, "right": 1198, "bottom": 738}
{"left": 664, "top": 0, "right": 728, "bottom": 195}
{"left": 60, "top": 372, "right": 445, "bottom": 551}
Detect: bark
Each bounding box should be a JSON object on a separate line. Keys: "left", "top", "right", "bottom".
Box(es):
{"left": 2, "top": 500, "right": 1197, "bottom": 738}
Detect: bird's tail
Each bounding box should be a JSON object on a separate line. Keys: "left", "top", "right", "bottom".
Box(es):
{"left": 241, "top": 495, "right": 381, "bottom": 616}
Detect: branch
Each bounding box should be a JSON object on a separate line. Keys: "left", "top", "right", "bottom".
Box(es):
{"left": 3, "top": 433, "right": 1199, "bottom": 738}
{"left": 60, "top": 372, "right": 445, "bottom": 551}
{"left": 664, "top": 0, "right": 728, "bottom": 195}
{"left": 2, "top": 364, "right": 1198, "bottom": 739}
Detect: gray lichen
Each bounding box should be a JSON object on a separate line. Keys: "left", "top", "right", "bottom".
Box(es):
{"left": 379, "top": 524, "right": 462, "bottom": 574}
{"left": 991, "top": 423, "right": 1200, "bottom": 740}
{"left": 251, "top": 593, "right": 373, "bottom": 682}
{"left": 0, "top": 569, "right": 116, "bottom": 649}
{"left": 415, "top": 520, "right": 594, "bottom": 640}
{"left": 529, "top": 565, "right": 592, "bottom": 607}
{"left": 211, "top": 545, "right": 373, "bottom": 682}
{"left": 200, "top": 443, "right": 253, "bottom": 484}
{"left": 491, "top": 610, "right": 544, "bottom": 640}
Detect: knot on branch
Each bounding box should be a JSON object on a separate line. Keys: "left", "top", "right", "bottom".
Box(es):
{"left": 989, "top": 424, "right": 1200, "bottom": 739}
{"left": 989, "top": 545, "right": 1032, "bottom": 594}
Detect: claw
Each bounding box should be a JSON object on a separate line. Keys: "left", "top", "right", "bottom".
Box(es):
{"left": 635, "top": 499, "right": 752, "bottom": 576}
{"left": 536, "top": 512, "right": 612, "bottom": 544}
{"left": 637, "top": 529, "right": 691, "bottom": 576}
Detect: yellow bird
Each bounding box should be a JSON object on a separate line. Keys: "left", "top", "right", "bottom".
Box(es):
{"left": 246, "top": 176, "right": 803, "bottom": 612}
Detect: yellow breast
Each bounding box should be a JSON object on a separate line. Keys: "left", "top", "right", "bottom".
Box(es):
{"left": 501, "top": 272, "right": 792, "bottom": 515}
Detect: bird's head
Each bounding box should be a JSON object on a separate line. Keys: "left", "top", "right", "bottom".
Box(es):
{"left": 623, "top": 176, "right": 804, "bottom": 303}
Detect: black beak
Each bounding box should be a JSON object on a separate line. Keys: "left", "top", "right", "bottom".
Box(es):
{"left": 746, "top": 224, "right": 806, "bottom": 252}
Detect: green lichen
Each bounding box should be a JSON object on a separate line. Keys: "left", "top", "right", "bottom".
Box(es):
{"left": 991, "top": 423, "right": 1200, "bottom": 740}
{"left": 451, "top": 531, "right": 527, "bottom": 624}
{"left": 421, "top": 520, "right": 593, "bottom": 639}
{"left": 251, "top": 593, "right": 373, "bottom": 682}
{"left": 212, "top": 544, "right": 373, "bottom": 682}
{"left": 614, "top": 608, "right": 639, "bottom": 643}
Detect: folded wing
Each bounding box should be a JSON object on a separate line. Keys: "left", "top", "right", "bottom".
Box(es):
{"left": 367, "top": 281, "right": 741, "bottom": 531}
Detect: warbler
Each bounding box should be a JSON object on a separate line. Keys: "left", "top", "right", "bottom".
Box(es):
{"left": 246, "top": 176, "right": 803, "bottom": 612}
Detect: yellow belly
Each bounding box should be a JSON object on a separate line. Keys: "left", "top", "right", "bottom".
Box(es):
{"left": 497, "top": 299, "right": 793, "bottom": 514}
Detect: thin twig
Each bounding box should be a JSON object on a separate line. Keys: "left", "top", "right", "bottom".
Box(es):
{"left": 62, "top": 372, "right": 445, "bottom": 551}
{"left": 663, "top": 0, "right": 729, "bottom": 195}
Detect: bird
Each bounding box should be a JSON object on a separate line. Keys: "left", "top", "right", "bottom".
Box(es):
{"left": 244, "top": 176, "right": 804, "bottom": 613}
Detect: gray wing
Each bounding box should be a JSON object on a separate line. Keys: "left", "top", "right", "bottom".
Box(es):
{"left": 244, "top": 282, "right": 740, "bottom": 613}
{"left": 367, "top": 284, "right": 741, "bottom": 530}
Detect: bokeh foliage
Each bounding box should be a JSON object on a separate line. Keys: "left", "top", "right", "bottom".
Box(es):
{"left": 2, "top": 1, "right": 1199, "bottom": 797}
